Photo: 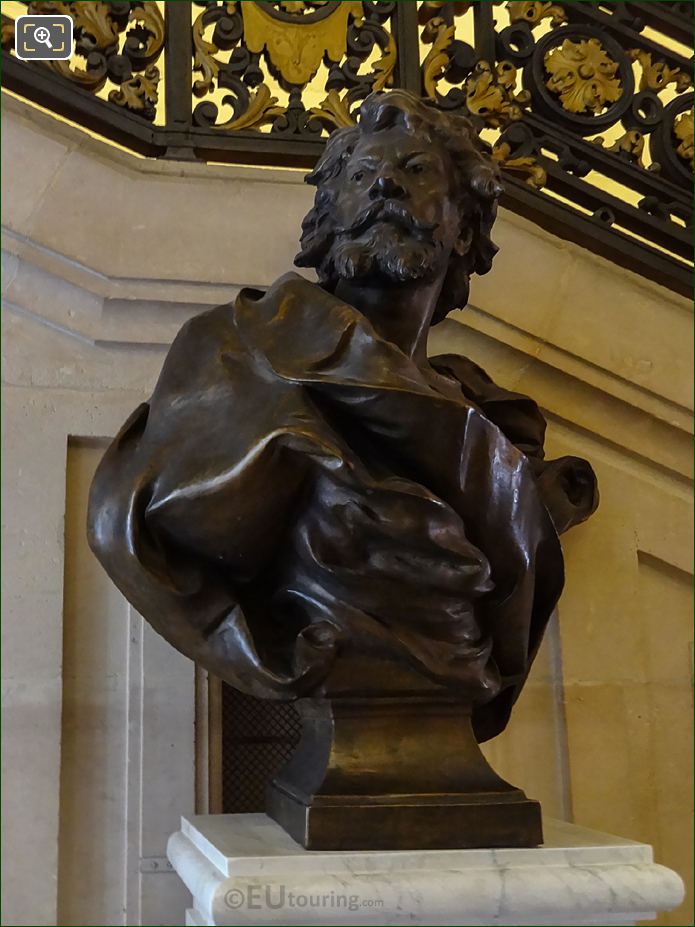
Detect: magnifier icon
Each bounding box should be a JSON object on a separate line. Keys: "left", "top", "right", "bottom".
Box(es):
{"left": 33, "top": 25, "right": 53, "bottom": 48}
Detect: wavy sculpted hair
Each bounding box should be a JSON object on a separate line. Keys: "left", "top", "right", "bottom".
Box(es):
{"left": 295, "top": 90, "right": 504, "bottom": 325}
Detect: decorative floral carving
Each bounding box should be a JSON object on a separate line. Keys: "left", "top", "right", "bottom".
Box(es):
{"left": 372, "top": 32, "right": 397, "bottom": 92}
{"left": 630, "top": 50, "right": 692, "bottom": 94}
{"left": 192, "top": 8, "right": 220, "bottom": 98}
{"left": 21, "top": 1, "right": 165, "bottom": 118}
{"left": 493, "top": 141, "right": 547, "bottom": 188}
{"left": 127, "top": 2, "right": 165, "bottom": 67}
{"left": 192, "top": 0, "right": 397, "bottom": 135}
{"left": 108, "top": 64, "right": 159, "bottom": 120}
{"left": 28, "top": 0, "right": 120, "bottom": 49}
{"left": 309, "top": 88, "right": 357, "bottom": 130}
{"left": 419, "top": 1, "right": 478, "bottom": 101}
{"left": 47, "top": 58, "right": 108, "bottom": 92}
{"left": 593, "top": 129, "right": 645, "bottom": 167}
{"left": 465, "top": 60, "right": 530, "bottom": 127}
{"left": 674, "top": 109, "right": 694, "bottom": 170}
{"left": 421, "top": 16, "right": 456, "bottom": 100}
{"left": 241, "top": 0, "right": 363, "bottom": 86}
{"left": 506, "top": 1, "right": 566, "bottom": 27}
{"left": 545, "top": 38, "right": 622, "bottom": 114}
{"left": 2, "top": 14, "right": 15, "bottom": 50}
{"left": 219, "top": 84, "right": 286, "bottom": 131}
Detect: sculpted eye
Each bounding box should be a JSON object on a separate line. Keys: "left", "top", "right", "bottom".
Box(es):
{"left": 408, "top": 161, "right": 428, "bottom": 175}
{"left": 352, "top": 170, "right": 365, "bottom": 182}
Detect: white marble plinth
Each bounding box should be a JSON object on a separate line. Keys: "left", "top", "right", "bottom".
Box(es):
{"left": 167, "top": 813, "right": 684, "bottom": 926}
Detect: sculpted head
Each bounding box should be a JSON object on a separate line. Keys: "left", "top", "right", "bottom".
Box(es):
{"left": 295, "top": 89, "right": 504, "bottom": 323}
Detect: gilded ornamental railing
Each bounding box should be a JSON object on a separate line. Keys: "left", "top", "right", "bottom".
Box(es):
{"left": 2, "top": 1, "right": 693, "bottom": 295}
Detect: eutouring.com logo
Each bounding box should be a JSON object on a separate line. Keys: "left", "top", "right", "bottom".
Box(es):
{"left": 224, "top": 885, "right": 384, "bottom": 913}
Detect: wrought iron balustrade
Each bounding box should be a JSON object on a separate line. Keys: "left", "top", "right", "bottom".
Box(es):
{"left": 2, "top": 1, "right": 693, "bottom": 296}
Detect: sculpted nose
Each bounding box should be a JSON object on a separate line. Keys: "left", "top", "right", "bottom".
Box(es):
{"left": 369, "top": 173, "right": 406, "bottom": 200}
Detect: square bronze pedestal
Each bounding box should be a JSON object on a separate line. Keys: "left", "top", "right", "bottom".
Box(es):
{"left": 268, "top": 784, "right": 542, "bottom": 851}
{"left": 266, "top": 696, "right": 543, "bottom": 851}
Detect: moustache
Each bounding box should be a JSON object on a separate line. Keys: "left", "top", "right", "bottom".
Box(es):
{"left": 335, "top": 200, "right": 437, "bottom": 240}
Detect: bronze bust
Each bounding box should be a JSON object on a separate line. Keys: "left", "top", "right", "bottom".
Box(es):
{"left": 88, "top": 90, "right": 598, "bottom": 850}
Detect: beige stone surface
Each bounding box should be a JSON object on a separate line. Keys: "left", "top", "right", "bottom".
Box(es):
{"left": 436, "top": 324, "right": 694, "bottom": 927}
{"left": 545, "top": 428, "right": 693, "bottom": 927}
{"left": 2, "top": 93, "right": 692, "bottom": 926}
{"left": 58, "top": 443, "right": 130, "bottom": 924}
{"left": 481, "top": 633, "right": 570, "bottom": 821}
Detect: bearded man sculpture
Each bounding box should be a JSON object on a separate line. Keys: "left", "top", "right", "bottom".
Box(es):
{"left": 88, "top": 90, "right": 598, "bottom": 851}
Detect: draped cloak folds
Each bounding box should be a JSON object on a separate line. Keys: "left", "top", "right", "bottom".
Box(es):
{"left": 87, "top": 273, "right": 598, "bottom": 742}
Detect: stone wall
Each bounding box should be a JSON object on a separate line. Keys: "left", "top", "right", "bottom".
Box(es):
{"left": 2, "top": 91, "right": 692, "bottom": 926}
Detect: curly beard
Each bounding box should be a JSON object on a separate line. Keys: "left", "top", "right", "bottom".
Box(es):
{"left": 329, "top": 223, "right": 443, "bottom": 285}
{"left": 321, "top": 199, "right": 445, "bottom": 286}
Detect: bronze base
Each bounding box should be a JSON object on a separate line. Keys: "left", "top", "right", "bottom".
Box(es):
{"left": 267, "top": 695, "right": 542, "bottom": 851}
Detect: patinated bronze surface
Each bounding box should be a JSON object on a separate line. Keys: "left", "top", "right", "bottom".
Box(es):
{"left": 88, "top": 90, "right": 598, "bottom": 850}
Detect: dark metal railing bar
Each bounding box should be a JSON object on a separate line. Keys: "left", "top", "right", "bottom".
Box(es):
{"left": 624, "top": 2, "right": 694, "bottom": 48}
{"left": 473, "top": 0, "right": 497, "bottom": 64}
{"left": 164, "top": 0, "right": 193, "bottom": 130}
{"left": 523, "top": 112, "right": 692, "bottom": 206}
{"left": 393, "top": 0, "right": 422, "bottom": 95}
{"left": 1, "top": 52, "right": 163, "bottom": 155}
{"left": 539, "top": 167, "right": 693, "bottom": 258}
{"left": 500, "top": 176, "right": 692, "bottom": 297}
